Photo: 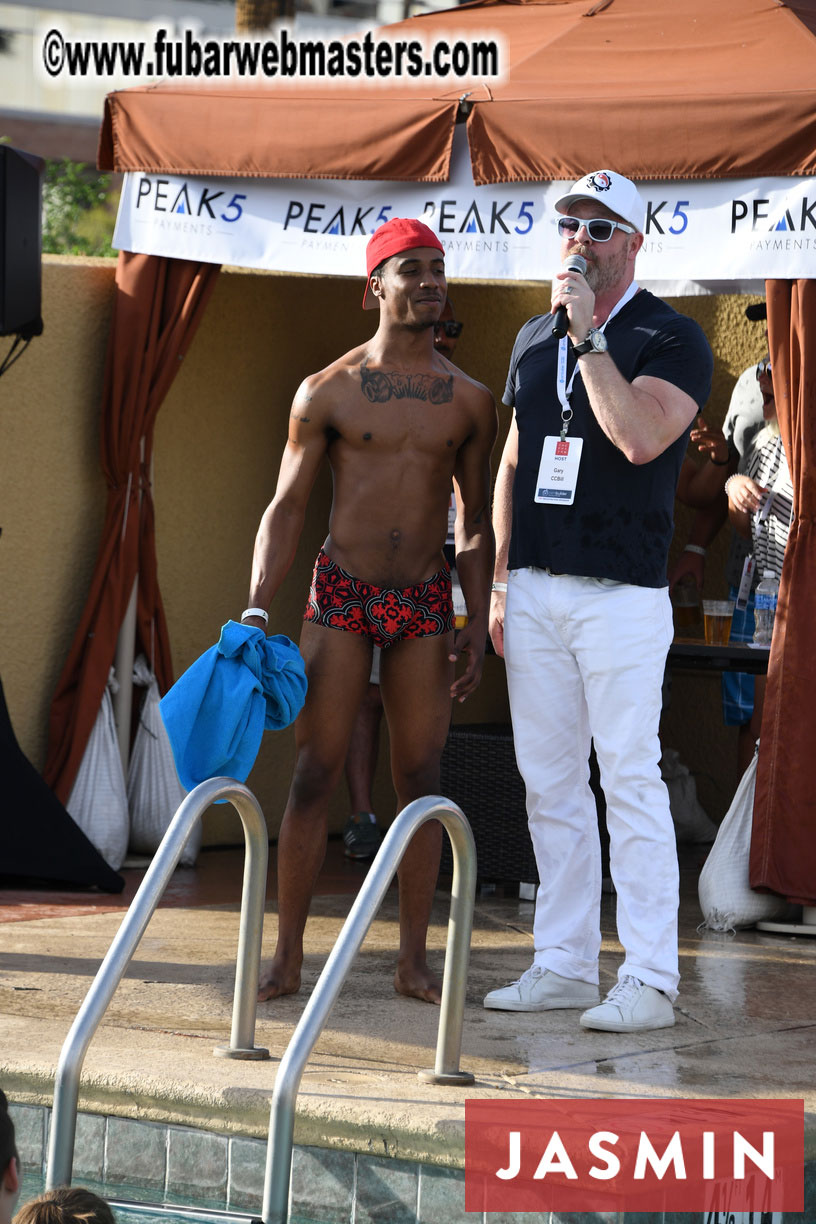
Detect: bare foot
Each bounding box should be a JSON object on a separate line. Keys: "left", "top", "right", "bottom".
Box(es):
{"left": 257, "top": 959, "right": 301, "bottom": 1002}
{"left": 394, "top": 963, "right": 442, "bottom": 1005}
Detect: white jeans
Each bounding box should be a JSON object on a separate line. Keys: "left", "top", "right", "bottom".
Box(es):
{"left": 504, "top": 568, "right": 679, "bottom": 1000}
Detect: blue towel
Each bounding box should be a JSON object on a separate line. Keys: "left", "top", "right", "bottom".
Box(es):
{"left": 159, "top": 620, "right": 308, "bottom": 792}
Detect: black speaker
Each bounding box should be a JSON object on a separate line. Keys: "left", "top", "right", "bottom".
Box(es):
{"left": 0, "top": 145, "right": 45, "bottom": 338}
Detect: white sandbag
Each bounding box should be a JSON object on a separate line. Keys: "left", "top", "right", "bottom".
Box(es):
{"left": 698, "top": 745, "right": 797, "bottom": 931}
{"left": 661, "top": 747, "right": 718, "bottom": 844}
{"left": 66, "top": 668, "right": 129, "bottom": 871}
{"left": 127, "top": 655, "right": 195, "bottom": 866}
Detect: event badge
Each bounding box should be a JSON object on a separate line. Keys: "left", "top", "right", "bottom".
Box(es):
{"left": 535, "top": 435, "right": 583, "bottom": 504}
{"left": 735, "top": 553, "right": 755, "bottom": 610}
{"left": 446, "top": 490, "right": 456, "bottom": 546}
{"left": 537, "top": 279, "right": 638, "bottom": 509}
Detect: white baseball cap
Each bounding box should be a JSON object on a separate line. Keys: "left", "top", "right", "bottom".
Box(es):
{"left": 554, "top": 170, "right": 646, "bottom": 235}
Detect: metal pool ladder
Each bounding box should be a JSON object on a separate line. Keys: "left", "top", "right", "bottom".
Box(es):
{"left": 261, "top": 794, "right": 477, "bottom": 1224}
{"left": 45, "top": 785, "right": 478, "bottom": 1224}
{"left": 46, "top": 777, "right": 272, "bottom": 1189}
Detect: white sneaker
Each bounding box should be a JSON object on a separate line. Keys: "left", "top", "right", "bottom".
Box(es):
{"left": 484, "top": 966, "right": 600, "bottom": 1012}
{"left": 579, "top": 975, "right": 675, "bottom": 1032}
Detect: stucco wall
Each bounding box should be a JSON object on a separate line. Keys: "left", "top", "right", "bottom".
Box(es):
{"left": 0, "top": 255, "right": 113, "bottom": 778}
{"left": 0, "top": 256, "right": 767, "bottom": 846}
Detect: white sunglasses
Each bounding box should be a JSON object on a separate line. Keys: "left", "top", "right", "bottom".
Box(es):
{"left": 557, "top": 216, "right": 636, "bottom": 242}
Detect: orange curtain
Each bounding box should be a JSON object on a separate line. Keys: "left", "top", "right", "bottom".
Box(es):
{"left": 750, "top": 278, "right": 816, "bottom": 905}
{"left": 44, "top": 251, "right": 220, "bottom": 804}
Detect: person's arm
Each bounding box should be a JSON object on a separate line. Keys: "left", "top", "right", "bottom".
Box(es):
{"left": 449, "top": 386, "right": 498, "bottom": 702}
{"left": 726, "top": 472, "right": 767, "bottom": 540}
{"left": 243, "top": 378, "right": 330, "bottom": 628}
{"left": 668, "top": 498, "right": 728, "bottom": 590}
{"left": 679, "top": 464, "right": 734, "bottom": 510}
{"left": 576, "top": 358, "right": 699, "bottom": 465}
{"left": 554, "top": 270, "right": 700, "bottom": 464}
{"left": 669, "top": 438, "right": 735, "bottom": 590}
{"left": 689, "top": 415, "right": 730, "bottom": 466}
{"left": 488, "top": 414, "right": 518, "bottom": 659}
{"left": 678, "top": 418, "right": 735, "bottom": 508}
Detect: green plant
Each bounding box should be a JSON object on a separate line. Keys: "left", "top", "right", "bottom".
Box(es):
{"left": 42, "top": 158, "right": 118, "bottom": 257}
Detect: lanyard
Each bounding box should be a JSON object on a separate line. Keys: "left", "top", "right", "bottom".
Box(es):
{"left": 556, "top": 281, "right": 639, "bottom": 438}
{"left": 752, "top": 436, "right": 792, "bottom": 532}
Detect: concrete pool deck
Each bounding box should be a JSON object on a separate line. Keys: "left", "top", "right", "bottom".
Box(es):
{"left": 2, "top": 840, "right": 816, "bottom": 1204}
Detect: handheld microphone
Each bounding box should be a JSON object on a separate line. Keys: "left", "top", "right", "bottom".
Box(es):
{"left": 551, "top": 252, "right": 588, "bottom": 339}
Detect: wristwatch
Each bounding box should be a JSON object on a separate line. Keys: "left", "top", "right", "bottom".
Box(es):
{"left": 573, "top": 328, "right": 608, "bottom": 356}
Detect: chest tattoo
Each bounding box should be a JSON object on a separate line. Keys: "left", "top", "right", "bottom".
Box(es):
{"left": 360, "top": 359, "right": 454, "bottom": 405}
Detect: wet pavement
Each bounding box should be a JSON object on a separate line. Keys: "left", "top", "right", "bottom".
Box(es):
{"left": 1, "top": 840, "right": 815, "bottom": 1166}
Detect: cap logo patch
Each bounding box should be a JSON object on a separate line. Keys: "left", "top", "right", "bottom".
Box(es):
{"left": 586, "top": 172, "right": 612, "bottom": 193}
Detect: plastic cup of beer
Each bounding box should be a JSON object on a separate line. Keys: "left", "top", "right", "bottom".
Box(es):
{"left": 672, "top": 577, "right": 700, "bottom": 632}
{"left": 702, "top": 599, "right": 735, "bottom": 646}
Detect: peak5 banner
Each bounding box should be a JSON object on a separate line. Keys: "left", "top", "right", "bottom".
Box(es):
{"left": 114, "top": 129, "right": 816, "bottom": 292}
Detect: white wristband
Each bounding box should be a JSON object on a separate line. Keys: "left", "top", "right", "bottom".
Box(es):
{"left": 241, "top": 607, "right": 268, "bottom": 623}
{"left": 683, "top": 544, "right": 706, "bottom": 557}
{"left": 724, "top": 474, "right": 739, "bottom": 499}
{"left": 491, "top": 582, "right": 508, "bottom": 593}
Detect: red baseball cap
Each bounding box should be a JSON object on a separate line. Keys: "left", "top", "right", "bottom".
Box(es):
{"left": 362, "top": 217, "right": 445, "bottom": 309}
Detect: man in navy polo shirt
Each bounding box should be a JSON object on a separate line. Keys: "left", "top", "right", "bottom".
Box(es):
{"left": 485, "top": 171, "right": 713, "bottom": 1032}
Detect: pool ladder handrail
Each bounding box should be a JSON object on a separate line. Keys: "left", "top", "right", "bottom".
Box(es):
{"left": 261, "top": 794, "right": 477, "bottom": 1224}
{"left": 45, "top": 786, "right": 477, "bottom": 1224}
{"left": 46, "top": 777, "right": 271, "bottom": 1191}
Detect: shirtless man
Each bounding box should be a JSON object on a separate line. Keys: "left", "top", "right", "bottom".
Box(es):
{"left": 243, "top": 218, "right": 497, "bottom": 1004}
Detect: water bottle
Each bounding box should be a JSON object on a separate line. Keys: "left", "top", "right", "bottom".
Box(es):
{"left": 753, "top": 569, "right": 779, "bottom": 645}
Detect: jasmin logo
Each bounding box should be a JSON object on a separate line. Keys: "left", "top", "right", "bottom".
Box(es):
{"left": 465, "top": 1098, "right": 803, "bottom": 1213}
{"left": 496, "top": 1127, "right": 773, "bottom": 1182}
